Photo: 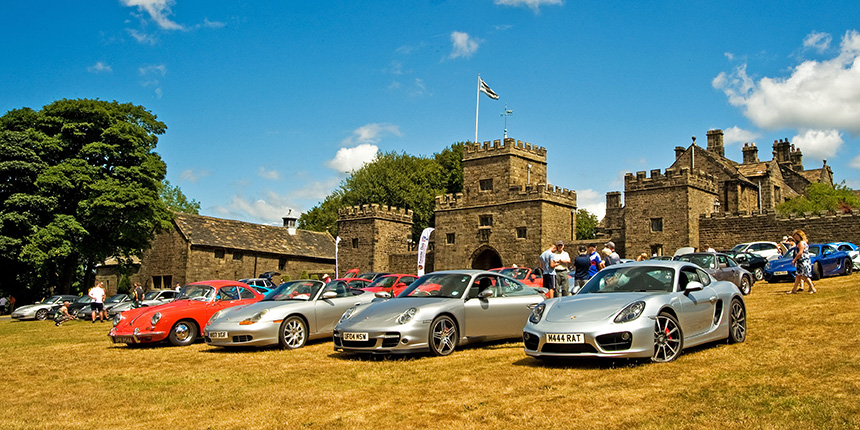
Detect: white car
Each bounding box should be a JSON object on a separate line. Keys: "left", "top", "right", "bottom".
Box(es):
{"left": 730, "top": 242, "right": 781, "bottom": 260}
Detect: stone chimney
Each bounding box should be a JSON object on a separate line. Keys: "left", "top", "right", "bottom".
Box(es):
{"left": 742, "top": 142, "right": 759, "bottom": 164}
{"left": 282, "top": 209, "right": 298, "bottom": 235}
{"left": 789, "top": 144, "right": 803, "bottom": 170}
{"left": 706, "top": 129, "right": 725, "bottom": 158}
{"left": 773, "top": 138, "right": 791, "bottom": 164}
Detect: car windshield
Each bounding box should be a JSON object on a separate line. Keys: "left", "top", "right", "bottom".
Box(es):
{"left": 579, "top": 266, "right": 675, "bottom": 294}
{"left": 105, "top": 294, "right": 127, "bottom": 303}
{"left": 368, "top": 276, "right": 398, "bottom": 288}
{"left": 264, "top": 281, "right": 323, "bottom": 301}
{"left": 676, "top": 254, "right": 714, "bottom": 269}
{"left": 808, "top": 245, "right": 821, "bottom": 256}
{"left": 40, "top": 296, "right": 62, "bottom": 304}
{"left": 75, "top": 296, "right": 90, "bottom": 304}
{"left": 400, "top": 273, "right": 472, "bottom": 298}
{"left": 177, "top": 285, "right": 215, "bottom": 301}
{"left": 731, "top": 244, "right": 748, "bottom": 252}
{"left": 499, "top": 268, "right": 529, "bottom": 280}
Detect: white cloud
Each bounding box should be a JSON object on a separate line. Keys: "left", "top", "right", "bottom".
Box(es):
{"left": 803, "top": 31, "right": 832, "bottom": 53}
{"left": 714, "top": 30, "right": 860, "bottom": 134}
{"left": 200, "top": 18, "right": 225, "bottom": 29}
{"left": 120, "top": 0, "right": 183, "bottom": 30}
{"left": 139, "top": 64, "right": 167, "bottom": 76}
{"left": 258, "top": 167, "right": 280, "bottom": 181}
{"left": 327, "top": 144, "right": 379, "bottom": 173}
{"left": 179, "top": 168, "right": 210, "bottom": 183}
{"left": 722, "top": 126, "right": 760, "bottom": 145}
{"left": 850, "top": 154, "right": 860, "bottom": 169}
{"left": 87, "top": 62, "right": 112, "bottom": 73}
{"left": 494, "top": 0, "right": 563, "bottom": 13}
{"left": 341, "top": 123, "right": 402, "bottom": 146}
{"left": 449, "top": 31, "right": 480, "bottom": 59}
{"left": 792, "top": 129, "right": 843, "bottom": 162}
{"left": 576, "top": 189, "right": 606, "bottom": 220}
{"left": 126, "top": 28, "right": 156, "bottom": 45}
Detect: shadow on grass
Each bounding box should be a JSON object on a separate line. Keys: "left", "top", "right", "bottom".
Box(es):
{"left": 198, "top": 337, "right": 332, "bottom": 354}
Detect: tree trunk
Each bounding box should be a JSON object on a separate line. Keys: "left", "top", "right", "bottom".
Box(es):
{"left": 58, "top": 253, "right": 78, "bottom": 295}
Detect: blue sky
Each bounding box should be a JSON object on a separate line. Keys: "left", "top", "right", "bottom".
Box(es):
{"left": 3, "top": 0, "right": 860, "bottom": 224}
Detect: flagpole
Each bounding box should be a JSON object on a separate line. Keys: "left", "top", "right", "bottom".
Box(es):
{"left": 475, "top": 74, "right": 480, "bottom": 144}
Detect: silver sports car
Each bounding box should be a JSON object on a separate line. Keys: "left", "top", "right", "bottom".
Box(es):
{"left": 204, "top": 280, "right": 374, "bottom": 349}
{"left": 333, "top": 270, "right": 547, "bottom": 356}
{"left": 523, "top": 261, "right": 747, "bottom": 362}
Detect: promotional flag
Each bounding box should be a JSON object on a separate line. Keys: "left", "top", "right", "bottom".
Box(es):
{"left": 417, "top": 228, "right": 434, "bottom": 276}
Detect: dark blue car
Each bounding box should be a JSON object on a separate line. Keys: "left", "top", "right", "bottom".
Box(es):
{"left": 763, "top": 243, "right": 854, "bottom": 282}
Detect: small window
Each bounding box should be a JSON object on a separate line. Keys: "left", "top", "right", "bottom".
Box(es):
{"left": 479, "top": 229, "right": 491, "bottom": 241}
{"left": 352, "top": 238, "right": 359, "bottom": 248}
{"left": 650, "top": 218, "right": 663, "bottom": 232}
{"left": 278, "top": 258, "right": 287, "bottom": 270}
{"left": 479, "top": 179, "right": 493, "bottom": 191}
{"left": 239, "top": 288, "right": 256, "bottom": 299}
{"left": 214, "top": 249, "right": 225, "bottom": 259}
{"left": 446, "top": 233, "right": 455, "bottom": 244}
{"left": 516, "top": 227, "right": 527, "bottom": 239}
{"left": 479, "top": 215, "right": 493, "bottom": 227}
{"left": 232, "top": 251, "right": 243, "bottom": 261}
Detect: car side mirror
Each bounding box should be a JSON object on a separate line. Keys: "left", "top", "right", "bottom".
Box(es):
{"left": 322, "top": 291, "right": 338, "bottom": 299}
{"left": 374, "top": 291, "right": 392, "bottom": 299}
{"left": 685, "top": 281, "right": 704, "bottom": 292}
{"left": 395, "top": 282, "right": 406, "bottom": 288}
{"left": 478, "top": 290, "right": 493, "bottom": 299}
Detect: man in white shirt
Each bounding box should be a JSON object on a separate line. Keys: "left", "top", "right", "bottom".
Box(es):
{"left": 88, "top": 282, "right": 107, "bottom": 323}
{"left": 552, "top": 241, "right": 572, "bottom": 296}
{"left": 539, "top": 244, "right": 557, "bottom": 298}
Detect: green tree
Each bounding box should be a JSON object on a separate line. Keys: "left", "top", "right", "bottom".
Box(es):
{"left": 776, "top": 182, "right": 860, "bottom": 216}
{"left": 160, "top": 179, "right": 200, "bottom": 214}
{"left": 0, "top": 99, "right": 173, "bottom": 299}
{"left": 576, "top": 209, "right": 599, "bottom": 240}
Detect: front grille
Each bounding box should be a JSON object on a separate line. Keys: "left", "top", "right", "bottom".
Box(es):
{"left": 541, "top": 343, "right": 599, "bottom": 354}
{"left": 381, "top": 332, "right": 401, "bottom": 348}
{"left": 232, "top": 335, "right": 253, "bottom": 343}
{"left": 342, "top": 339, "right": 376, "bottom": 348}
{"left": 595, "top": 332, "right": 632, "bottom": 351}
{"left": 523, "top": 332, "right": 539, "bottom": 350}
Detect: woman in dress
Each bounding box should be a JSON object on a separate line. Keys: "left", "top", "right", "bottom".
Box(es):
{"left": 788, "top": 229, "right": 817, "bottom": 294}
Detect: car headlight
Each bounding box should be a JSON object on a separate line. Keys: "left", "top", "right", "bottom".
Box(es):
{"left": 614, "top": 301, "right": 645, "bottom": 323}
{"left": 151, "top": 312, "right": 161, "bottom": 326}
{"left": 239, "top": 309, "right": 268, "bottom": 325}
{"left": 340, "top": 306, "right": 357, "bottom": 323}
{"left": 529, "top": 303, "right": 546, "bottom": 324}
{"left": 396, "top": 307, "right": 417, "bottom": 324}
{"left": 209, "top": 309, "right": 226, "bottom": 323}
{"left": 113, "top": 313, "right": 124, "bottom": 327}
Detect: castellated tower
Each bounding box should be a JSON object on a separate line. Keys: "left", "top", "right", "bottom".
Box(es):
{"left": 434, "top": 138, "right": 577, "bottom": 270}
{"left": 336, "top": 204, "right": 413, "bottom": 274}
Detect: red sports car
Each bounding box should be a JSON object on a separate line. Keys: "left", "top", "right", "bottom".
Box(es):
{"left": 489, "top": 267, "right": 548, "bottom": 297}
{"left": 361, "top": 274, "right": 418, "bottom": 297}
{"left": 109, "top": 280, "right": 263, "bottom": 346}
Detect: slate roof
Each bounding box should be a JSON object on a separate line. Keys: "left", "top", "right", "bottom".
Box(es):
{"left": 174, "top": 213, "right": 335, "bottom": 260}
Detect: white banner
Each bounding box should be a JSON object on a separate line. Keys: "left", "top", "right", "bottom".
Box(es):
{"left": 417, "top": 227, "right": 434, "bottom": 276}
{"left": 335, "top": 236, "right": 341, "bottom": 278}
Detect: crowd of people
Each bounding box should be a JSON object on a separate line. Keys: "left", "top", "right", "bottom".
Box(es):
{"left": 540, "top": 240, "right": 622, "bottom": 297}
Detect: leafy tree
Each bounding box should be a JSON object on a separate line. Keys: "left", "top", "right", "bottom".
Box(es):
{"left": 776, "top": 182, "right": 860, "bottom": 216}
{"left": 576, "top": 208, "right": 599, "bottom": 240}
{"left": 0, "top": 99, "right": 172, "bottom": 299}
{"left": 160, "top": 179, "right": 200, "bottom": 214}
{"left": 299, "top": 143, "right": 464, "bottom": 240}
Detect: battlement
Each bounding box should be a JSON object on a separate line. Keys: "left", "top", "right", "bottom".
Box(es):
{"left": 337, "top": 204, "right": 414, "bottom": 223}
{"left": 624, "top": 167, "right": 718, "bottom": 193}
{"left": 434, "top": 183, "right": 577, "bottom": 210}
{"left": 463, "top": 137, "right": 547, "bottom": 161}
{"left": 701, "top": 209, "right": 859, "bottom": 221}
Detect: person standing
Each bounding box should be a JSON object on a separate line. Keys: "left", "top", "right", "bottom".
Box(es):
{"left": 539, "top": 244, "right": 557, "bottom": 298}
{"left": 572, "top": 246, "right": 591, "bottom": 294}
{"left": 8, "top": 296, "right": 15, "bottom": 313}
{"left": 552, "top": 241, "right": 571, "bottom": 297}
{"left": 0, "top": 296, "right": 6, "bottom": 315}
{"left": 605, "top": 241, "right": 621, "bottom": 266}
{"left": 587, "top": 244, "right": 605, "bottom": 278}
{"left": 88, "top": 282, "right": 107, "bottom": 323}
{"left": 132, "top": 282, "right": 144, "bottom": 308}
{"left": 788, "top": 229, "right": 817, "bottom": 294}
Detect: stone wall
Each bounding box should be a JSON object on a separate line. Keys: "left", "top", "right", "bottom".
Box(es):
{"left": 337, "top": 204, "right": 413, "bottom": 274}
{"left": 700, "top": 210, "right": 860, "bottom": 250}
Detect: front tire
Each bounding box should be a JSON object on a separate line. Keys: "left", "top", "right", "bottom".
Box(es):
{"left": 278, "top": 316, "right": 307, "bottom": 350}
{"left": 429, "top": 315, "right": 458, "bottom": 356}
{"left": 652, "top": 312, "right": 683, "bottom": 362}
{"left": 35, "top": 309, "right": 48, "bottom": 320}
{"left": 843, "top": 259, "right": 853, "bottom": 276}
{"left": 812, "top": 263, "right": 822, "bottom": 280}
{"left": 728, "top": 299, "right": 747, "bottom": 344}
{"left": 753, "top": 267, "right": 764, "bottom": 281}
{"left": 168, "top": 320, "right": 198, "bottom": 346}
{"left": 739, "top": 276, "right": 752, "bottom": 295}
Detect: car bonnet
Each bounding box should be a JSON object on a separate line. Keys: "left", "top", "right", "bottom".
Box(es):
{"left": 545, "top": 293, "right": 656, "bottom": 323}
{"left": 352, "top": 297, "right": 453, "bottom": 323}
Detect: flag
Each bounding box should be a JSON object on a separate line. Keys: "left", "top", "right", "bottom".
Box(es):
{"left": 416, "top": 227, "right": 434, "bottom": 276}
{"left": 480, "top": 78, "right": 499, "bottom": 100}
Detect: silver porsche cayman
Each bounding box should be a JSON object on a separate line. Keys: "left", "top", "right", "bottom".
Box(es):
{"left": 204, "top": 280, "right": 374, "bottom": 349}
{"left": 523, "top": 261, "right": 747, "bottom": 362}
{"left": 333, "top": 270, "right": 546, "bottom": 356}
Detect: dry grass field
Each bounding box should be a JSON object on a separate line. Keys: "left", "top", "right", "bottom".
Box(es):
{"left": 2, "top": 274, "right": 859, "bottom": 430}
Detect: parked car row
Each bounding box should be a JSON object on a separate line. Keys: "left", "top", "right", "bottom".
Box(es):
{"left": 764, "top": 243, "right": 855, "bottom": 282}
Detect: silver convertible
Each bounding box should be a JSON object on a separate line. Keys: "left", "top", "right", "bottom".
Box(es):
{"left": 204, "top": 280, "right": 374, "bottom": 349}
{"left": 334, "top": 270, "right": 546, "bottom": 356}
{"left": 523, "top": 261, "right": 747, "bottom": 362}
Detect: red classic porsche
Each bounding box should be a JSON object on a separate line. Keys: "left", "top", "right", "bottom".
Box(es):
{"left": 109, "top": 280, "right": 264, "bottom": 346}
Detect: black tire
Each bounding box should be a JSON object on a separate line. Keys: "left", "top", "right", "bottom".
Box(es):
{"left": 652, "top": 312, "right": 683, "bottom": 362}
{"left": 278, "top": 316, "right": 307, "bottom": 350}
{"left": 429, "top": 315, "right": 458, "bottom": 356}
{"left": 35, "top": 309, "right": 48, "bottom": 321}
{"left": 753, "top": 267, "right": 764, "bottom": 281}
{"left": 728, "top": 299, "right": 747, "bottom": 344}
{"left": 739, "top": 276, "right": 752, "bottom": 295}
{"left": 168, "top": 320, "right": 198, "bottom": 346}
{"left": 812, "top": 263, "right": 822, "bottom": 280}
{"left": 843, "top": 259, "right": 853, "bottom": 276}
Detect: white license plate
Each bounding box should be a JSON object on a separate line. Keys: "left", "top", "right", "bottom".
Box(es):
{"left": 343, "top": 332, "right": 368, "bottom": 341}
{"left": 546, "top": 333, "right": 584, "bottom": 344}
{"left": 774, "top": 271, "right": 788, "bottom": 276}
{"left": 209, "top": 331, "right": 228, "bottom": 339}
{"left": 113, "top": 336, "right": 136, "bottom": 343}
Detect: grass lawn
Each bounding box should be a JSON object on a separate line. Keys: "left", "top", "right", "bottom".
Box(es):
{"left": 2, "top": 274, "right": 859, "bottom": 430}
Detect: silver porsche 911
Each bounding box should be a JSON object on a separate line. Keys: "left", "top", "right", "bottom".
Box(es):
{"left": 204, "top": 280, "right": 374, "bottom": 349}
{"left": 523, "top": 261, "right": 747, "bottom": 362}
{"left": 333, "top": 270, "right": 546, "bottom": 356}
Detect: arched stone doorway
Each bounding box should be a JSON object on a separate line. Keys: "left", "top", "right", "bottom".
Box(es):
{"left": 470, "top": 246, "right": 502, "bottom": 270}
